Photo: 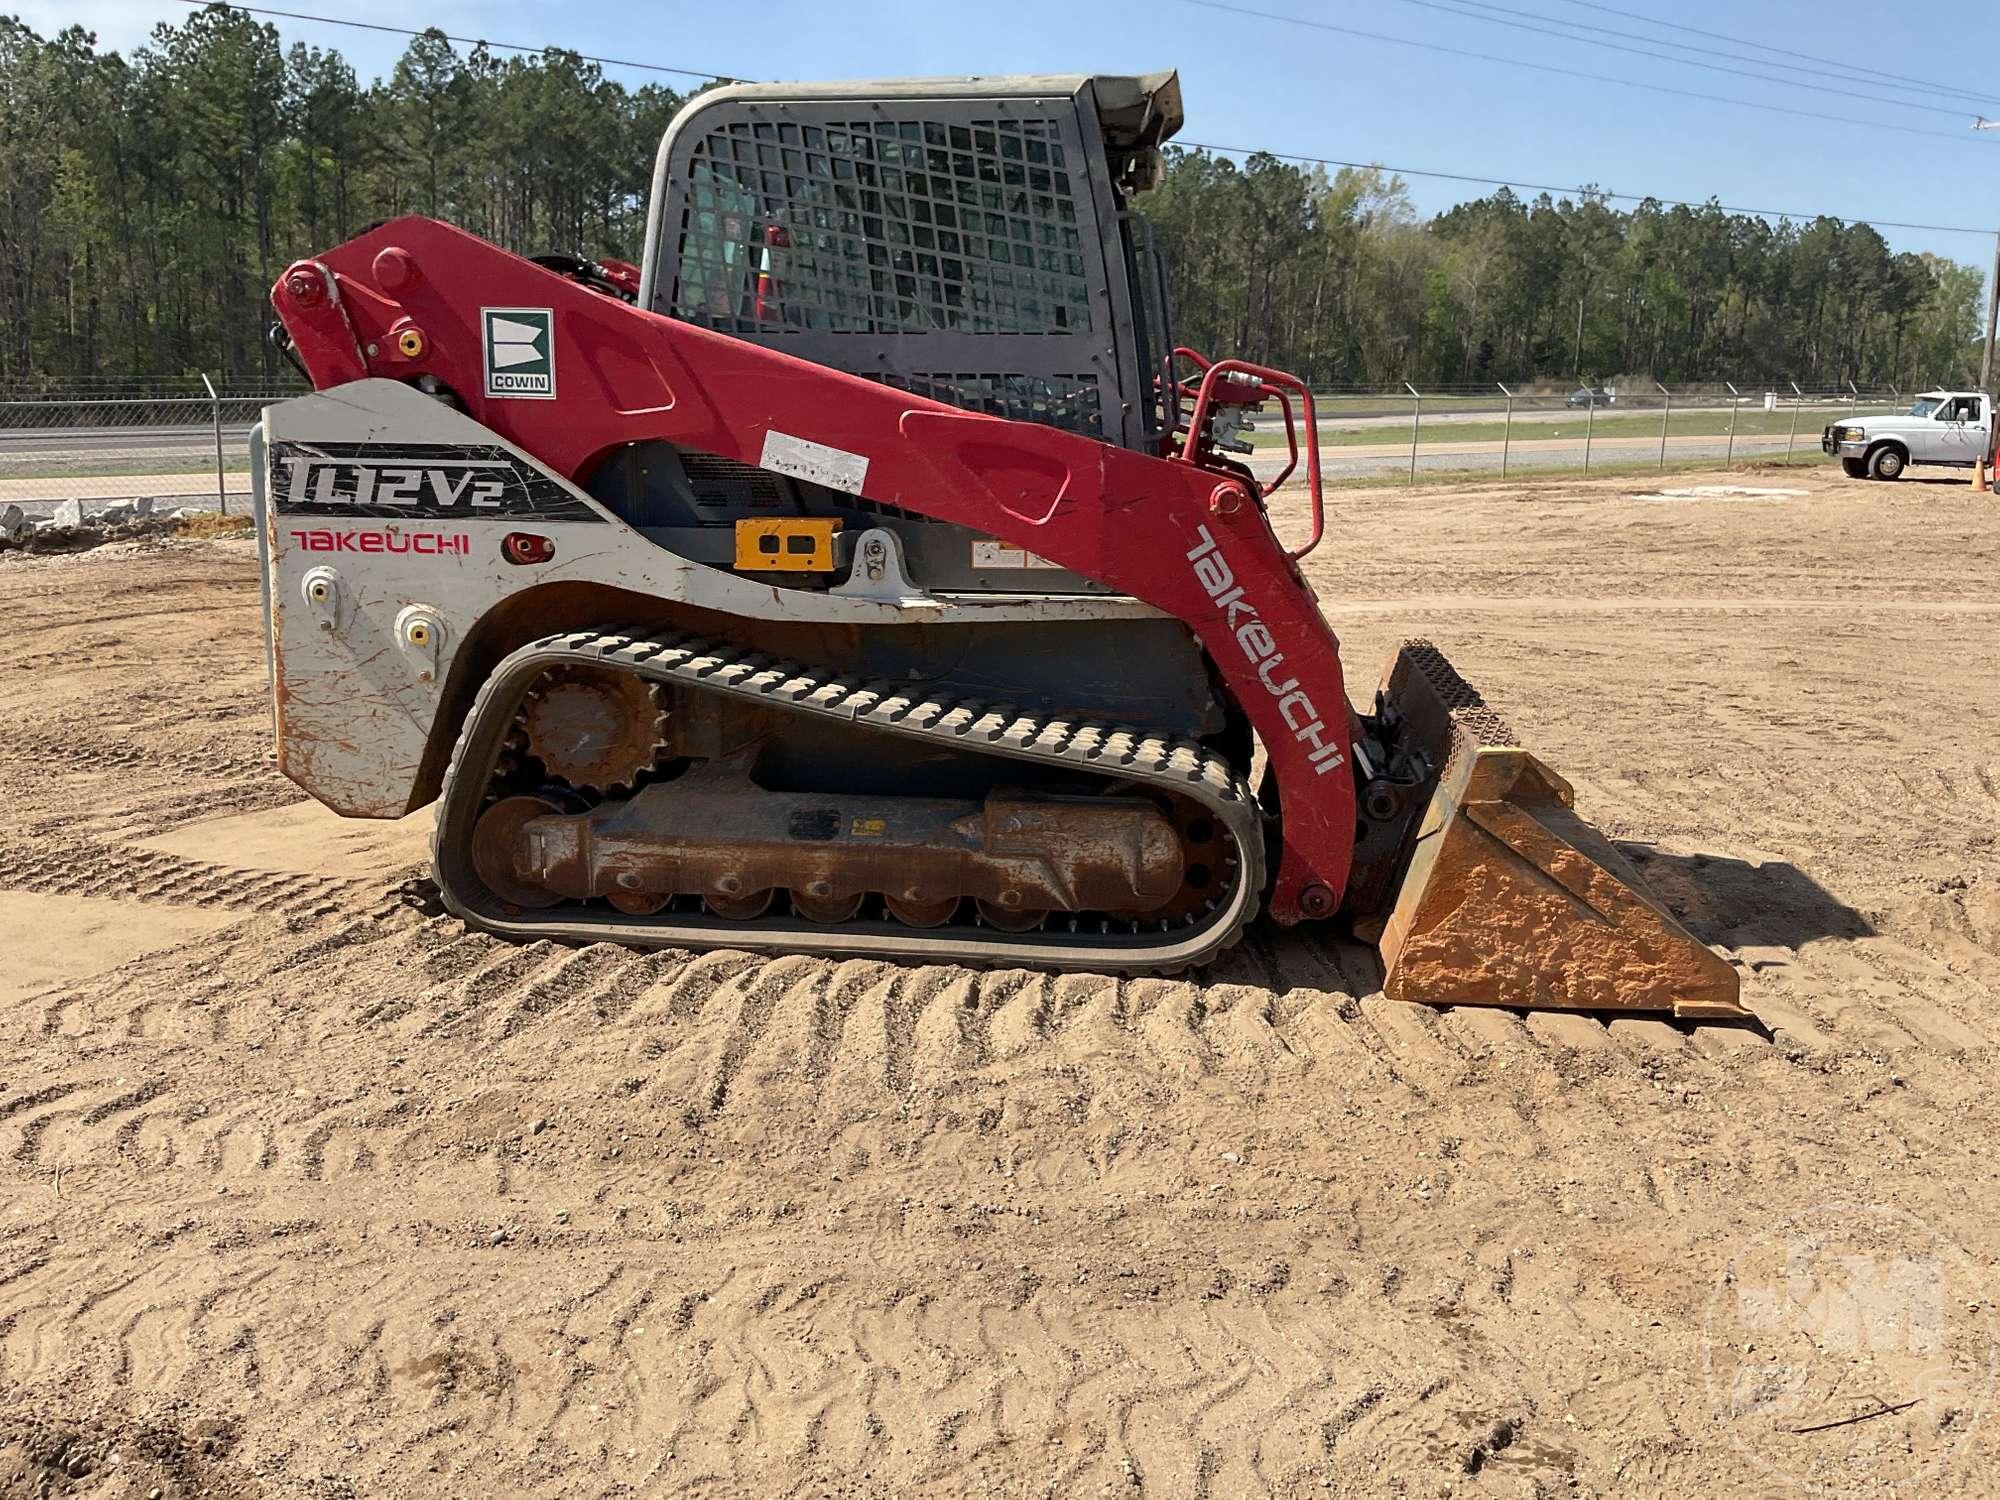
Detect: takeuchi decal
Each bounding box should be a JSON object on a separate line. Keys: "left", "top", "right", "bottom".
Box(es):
{"left": 1186, "top": 524, "right": 1345, "bottom": 776}
{"left": 289, "top": 528, "right": 471, "bottom": 555}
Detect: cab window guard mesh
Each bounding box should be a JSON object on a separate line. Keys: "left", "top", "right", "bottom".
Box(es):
{"left": 673, "top": 116, "right": 1096, "bottom": 337}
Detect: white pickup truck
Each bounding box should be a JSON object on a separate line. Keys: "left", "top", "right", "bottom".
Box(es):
{"left": 1823, "top": 390, "right": 1995, "bottom": 480}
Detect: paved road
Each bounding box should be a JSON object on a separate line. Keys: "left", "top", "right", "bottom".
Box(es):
{"left": 1, "top": 421, "right": 1834, "bottom": 512}
{"left": 1248, "top": 400, "right": 1747, "bottom": 429}
{"left": 7, "top": 404, "right": 1855, "bottom": 454}
{"left": 0, "top": 424, "right": 254, "bottom": 465}
{"left": 0, "top": 423, "right": 256, "bottom": 512}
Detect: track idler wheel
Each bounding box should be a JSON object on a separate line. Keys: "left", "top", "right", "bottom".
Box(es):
{"left": 470, "top": 795, "right": 567, "bottom": 910}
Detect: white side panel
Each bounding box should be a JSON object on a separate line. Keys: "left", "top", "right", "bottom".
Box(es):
{"left": 262, "top": 379, "right": 1157, "bottom": 818}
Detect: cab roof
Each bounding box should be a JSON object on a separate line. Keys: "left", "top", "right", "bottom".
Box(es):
{"left": 667, "top": 72, "right": 1183, "bottom": 192}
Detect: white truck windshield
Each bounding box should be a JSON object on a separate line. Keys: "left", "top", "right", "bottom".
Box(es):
{"left": 1910, "top": 397, "right": 1944, "bottom": 418}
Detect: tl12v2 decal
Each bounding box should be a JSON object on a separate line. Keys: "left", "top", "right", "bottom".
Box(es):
{"left": 269, "top": 442, "right": 606, "bottom": 521}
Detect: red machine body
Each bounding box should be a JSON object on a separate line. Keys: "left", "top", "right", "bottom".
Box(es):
{"left": 274, "top": 217, "right": 1358, "bottom": 925}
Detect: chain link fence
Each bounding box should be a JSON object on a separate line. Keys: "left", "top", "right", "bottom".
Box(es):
{"left": 0, "top": 373, "right": 1949, "bottom": 537}
{"left": 0, "top": 379, "right": 288, "bottom": 539}
{"left": 1247, "top": 379, "right": 1926, "bottom": 485}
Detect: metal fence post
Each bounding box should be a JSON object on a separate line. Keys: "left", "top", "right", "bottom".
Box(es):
{"left": 1849, "top": 379, "right": 1859, "bottom": 418}
{"left": 1725, "top": 381, "right": 1740, "bottom": 467}
{"left": 1497, "top": 382, "right": 1513, "bottom": 477}
{"left": 201, "top": 372, "right": 227, "bottom": 516}
{"left": 1405, "top": 382, "right": 1421, "bottom": 485}
{"left": 1655, "top": 380, "right": 1671, "bottom": 471}
{"left": 1582, "top": 381, "right": 1596, "bottom": 475}
{"left": 1787, "top": 380, "right": 1803, "bottom": 462}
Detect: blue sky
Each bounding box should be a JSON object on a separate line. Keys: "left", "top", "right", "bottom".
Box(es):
{"left": 38, "top": 0, "right": 2000, "bottom": 271}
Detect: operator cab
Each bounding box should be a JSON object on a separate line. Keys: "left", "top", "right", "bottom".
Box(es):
{"left": 585, "top": 73, "right": 1186, "bottom": 598}
{"left": 641, "top": 72, "right": 1180, "bottom": 450}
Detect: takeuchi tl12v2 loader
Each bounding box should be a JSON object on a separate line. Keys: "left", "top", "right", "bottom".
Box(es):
{"left": 255, "top": 70, "right": 1746, "bottom": 1019}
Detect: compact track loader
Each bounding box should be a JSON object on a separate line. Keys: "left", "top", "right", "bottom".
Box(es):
{"left": 255, "top": 71, "right": 1745, "bottom": 1017}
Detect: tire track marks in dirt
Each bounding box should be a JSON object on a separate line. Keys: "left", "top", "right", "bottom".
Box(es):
{"left": 698, "top": 955, "right": 822, "bottom": 1117}
{"left": 3, "top": 1078, "right": 165, "bottom": 1172}
{"left": 7, "top": 519, "right": 2000, "bottom": 1495}
{"left": 0, "top": 836, "right": 366, "bottom": 922}
{"left": 0, "top": 936, "right": 1982, "bottom": 1499}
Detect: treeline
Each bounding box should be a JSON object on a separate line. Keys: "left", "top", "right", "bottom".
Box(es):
{"left": 1148, "top": 154, "right": 1982, "bottom": 390}
{"left": 0, "top": 6, "right": 1982, "bottom": 392}
{"left": 0, "top": 7, "right": 684, "bottom": 389}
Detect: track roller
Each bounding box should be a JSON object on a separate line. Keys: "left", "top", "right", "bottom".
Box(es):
{"left": 976, "top": 899, "right": 1048, "bottom": 932}
{"left": 885, "top": 893, "right": 960, "bottom": 928}
{"left": 706, "top": 888, "right": 775, "bottom": 920}
{"left": 793, "top": 887, "right": 866, "bottom": 923}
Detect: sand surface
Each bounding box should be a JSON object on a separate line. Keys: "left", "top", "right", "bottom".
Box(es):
{"left": 3, "top": 469, "right": 1999, "bottom": 1497}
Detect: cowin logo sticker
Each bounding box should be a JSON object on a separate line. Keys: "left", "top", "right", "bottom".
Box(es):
{"left": 482, "top": 307, "right": 555, "bottom": 398}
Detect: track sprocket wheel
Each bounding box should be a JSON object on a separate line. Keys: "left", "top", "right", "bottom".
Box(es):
{"left": 519, "top": 665, "right": 667, "bottom": 794}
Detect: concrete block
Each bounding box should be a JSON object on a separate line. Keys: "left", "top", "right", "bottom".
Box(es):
{"left": 131, "top": 496, "right": 154, "bottom": 518}
{"left": 0, "top": 503, "right": 22, "bottom": 541}
{"left": 93, "top": 504, "right": 133, "bottom": 527}
{"left": 51, "top": 498, "right": 83, "bottom": 528}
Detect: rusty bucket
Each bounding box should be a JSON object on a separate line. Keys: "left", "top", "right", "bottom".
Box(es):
{"left": 1367, "top": 642, "right": 1748, "bottom": 1020}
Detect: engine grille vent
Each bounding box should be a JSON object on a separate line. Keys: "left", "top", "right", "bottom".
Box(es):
{"left": 680, "top": 451, "right": 789, "bottom": 511}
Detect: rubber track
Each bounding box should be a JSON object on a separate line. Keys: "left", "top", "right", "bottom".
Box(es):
{"left": 430, "top": 628, "right": 1265, "bottom": 974}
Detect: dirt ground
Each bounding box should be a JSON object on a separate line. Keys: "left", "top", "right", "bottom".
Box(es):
{"left": 3, "top": 465, "right": 1998, "bottom": 1498}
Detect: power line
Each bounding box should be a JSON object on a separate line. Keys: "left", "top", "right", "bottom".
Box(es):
{"left": 184, "top": 2, "right": 751, "bottom": 84}
{"left": 1177, "top": 140, "right": 1996, "bottom": 238}
{"left": 1172, "top": 0, "right": 2000, "bottom": 148}
{"left": 1545, "top": 0, "right": 2000, "bottom": 110}
{"left": 1388, "top": 0, "right": 2000, "bottom": 119}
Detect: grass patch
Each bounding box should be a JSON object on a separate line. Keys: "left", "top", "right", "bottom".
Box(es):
{"left": 1305, "top": 393, "right": 1505, "bottom": 415}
